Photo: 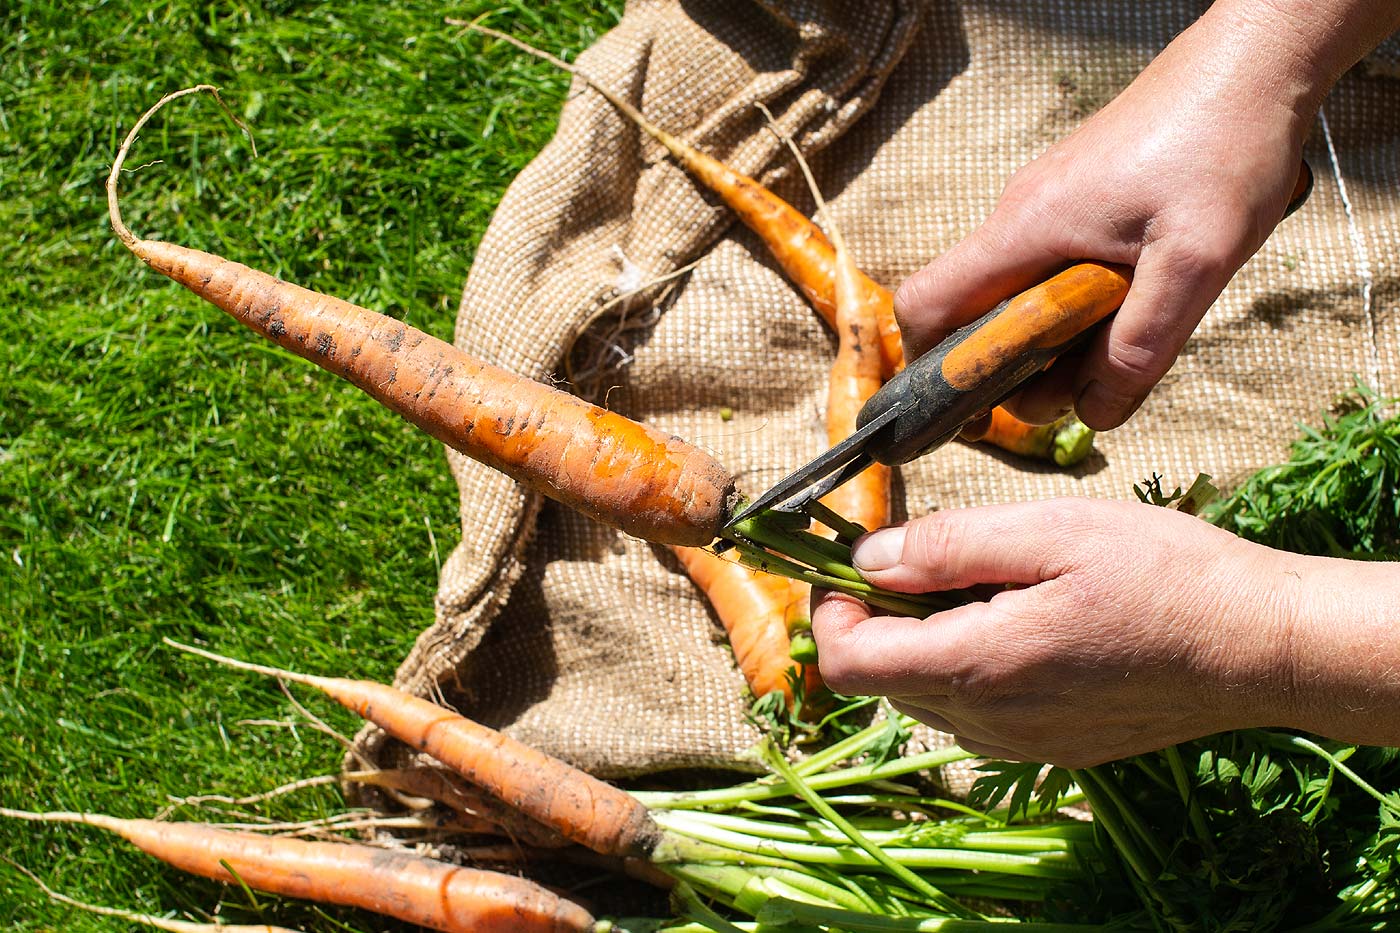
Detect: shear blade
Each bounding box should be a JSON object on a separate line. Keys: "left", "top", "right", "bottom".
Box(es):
{"left": 723, "top": 406, "right": 899, "bottom": 531}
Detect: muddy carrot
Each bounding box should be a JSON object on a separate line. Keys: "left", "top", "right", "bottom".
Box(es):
{"left": 0, "top": 808, "right": 596, "bottom": 933}
{"left": 167, "top": 640, "right": 661, "bottom": 860}
{"left": 344, "top": 767, "right": 568, "bottom": 848}
{"left": 669, "top": 546, "right": 821, "bottom": 705}
{"left": 107, "top": 86, "right": 736, "bottom": 548}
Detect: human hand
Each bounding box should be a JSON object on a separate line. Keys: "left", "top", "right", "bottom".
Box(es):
{"left": 895, "top": 3, "right": 1327, "bottom": 430}
{"left": 810, "top": 499, "right": 1305, "bottom": 767}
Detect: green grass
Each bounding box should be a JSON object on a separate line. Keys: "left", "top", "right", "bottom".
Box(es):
{"left": 0, "top": 2, "right": 620, "bottom": 929}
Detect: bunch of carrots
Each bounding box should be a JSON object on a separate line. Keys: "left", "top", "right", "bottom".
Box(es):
{"left": 32, "top": 38, "right": 1120, "bottom": 928}
{"left": 101, "top": 57, "right": 1083, "bottom": 718}
{"left": 7, "top": 640, "right": 1095, "bottom": 932}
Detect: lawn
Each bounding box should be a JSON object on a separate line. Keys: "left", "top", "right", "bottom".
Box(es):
{"left": 0, "top": 2, "right": 620, "bottom": 929}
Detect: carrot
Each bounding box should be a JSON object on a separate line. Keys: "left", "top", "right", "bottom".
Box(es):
{"left": 977, "top": 407, "right": 1096, "bottom": 467}
{"left": 167, "top": 639, "right": 661, "bottom": 860}
{"left": 107, "top": 86, "right": 736, "bottom": 548}
{"left": 669, "top": 545, "right": 821, "bottom": 705}
{"left": 0, "top": 808, "right": 596, "bottom": 933}
{"left": 768, "top": 106, "right": 892, "bottom": 536}
{"left": 458, "top": 23, "right": 906, "bottom": 379}
{"left": 343, "top": 766, "right": 569, "bottom": 848}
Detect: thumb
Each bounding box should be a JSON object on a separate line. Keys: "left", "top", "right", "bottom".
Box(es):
{"left": 1070, "top": 241, "right": 1231, "bottom": 430}
{"left": 850, "top": 501, "right": 1084, "bottom": 594}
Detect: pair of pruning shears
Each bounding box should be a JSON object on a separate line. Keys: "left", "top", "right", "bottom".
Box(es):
{"left": 724, "top": 160, "right": 1315, "bottom": 530}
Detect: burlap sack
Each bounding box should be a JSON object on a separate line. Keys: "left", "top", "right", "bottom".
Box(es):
{"left": 354, "top": 1, "right": 1400, "bottom": 788}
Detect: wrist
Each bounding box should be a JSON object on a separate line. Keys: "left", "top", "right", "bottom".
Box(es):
{"left": 1267, "top": 552, "right": 1400, "bottom": 744}
{"left": 1205, "top": 0, "right": 1400, "bottom": 115}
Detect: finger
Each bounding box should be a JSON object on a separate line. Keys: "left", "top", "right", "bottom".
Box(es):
{"left": 813, "top": 600, "right": 1003, "bottom": 697}
{"left": 809, "top": 588, "right": 874, "bottom": 631}
{"left": 1000, "top": 353, "right": 1083, "bottom": 425}
{"left": 888, "top": 696, "right": 1031, "bottom": 759}
{"left": 948, "top": 736, "right": 1030, "bottom": 762}
{"left": 848, "top": 501, "right": 1081, "bottom": 594}
{"left": 1071, "top": 242, "right": 1231, "bottom": 430}
{"left": 886, "top": 698, "right": 958, "bottom": 736}
{"left": 893, "top": 218, "right": 1068, "bottom": 360}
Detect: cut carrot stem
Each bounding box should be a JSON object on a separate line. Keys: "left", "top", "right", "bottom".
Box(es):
{"left": 978, "top": 408, "right": 1095, "bottom": 467}
{"left": 723, "top": 539, "right": 950, "bottom": 617}
{"left": 107, "top": 86, "right": 737, "bottom": 548}
{"left": 670, "top": 545, "right": 821, "bottom": 705}
{"left": 164, "top": 639, "right": 661, "bottom": 860}
{"left": 0, "top": 808, "right": 597, "bottom": 933}
{"left": 801, "top": 500, "right": 869, "bottom": 545}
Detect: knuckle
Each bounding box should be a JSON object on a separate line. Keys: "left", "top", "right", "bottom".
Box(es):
{"left": 814, "top": 651, "right": 861, "bottom": 695}
{"left": 900, "top": 514, "right": 959, "bottom": 582}
{"left": 893, "top": 270, "right": 935, "bottom": 322}
{"left": 813, "top": 630, "right": 877, "bottom": 695}
{"left": 1102, "top": 329, "right": 1167, "bottom": 386}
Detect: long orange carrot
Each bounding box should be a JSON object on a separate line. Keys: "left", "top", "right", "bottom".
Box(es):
{"left": 167, "top": 640, "right": 660, "bottom": 860}
{"left": 459, "top": 23, "right": 906, "bottom": 379}
{"left": 771, "top": 110, "right": 892, "bottom": 535}
{"left": 107, "top": 87, "right": 736, "bottom": 548}
{"left": 669, "top": 545, "right": 820, "bottom": 705}
{"left": 0, "top": 808, "right": 596, "bottom": 933}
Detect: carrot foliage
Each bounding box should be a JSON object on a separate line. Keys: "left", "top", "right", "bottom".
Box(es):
{"left": 1208, "top": 383, "right": 1400, "bottom": 558}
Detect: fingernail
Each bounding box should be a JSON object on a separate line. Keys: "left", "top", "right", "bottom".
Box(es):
{"left": 851, "top": 527, "right": 905, "bottom": 573}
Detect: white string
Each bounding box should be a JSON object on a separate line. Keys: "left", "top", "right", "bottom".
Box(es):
{"left": 1319, "top": 107, "right": 1382, "bottom": 390}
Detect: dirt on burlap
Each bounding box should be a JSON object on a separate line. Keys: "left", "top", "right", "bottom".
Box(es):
{"left": 351, "top": 1, "right": 1400, "bottom": 796}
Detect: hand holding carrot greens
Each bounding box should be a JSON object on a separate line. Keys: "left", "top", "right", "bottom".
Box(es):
{"left": 812, "top": 497, "right": 1400, "bottom": 766}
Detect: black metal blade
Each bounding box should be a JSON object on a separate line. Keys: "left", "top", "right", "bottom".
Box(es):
{"left": 780, "top": 450, "right": 875, "bottom": 512}
{"left": 723, "top": 405, "right": 899, "bottom": 531}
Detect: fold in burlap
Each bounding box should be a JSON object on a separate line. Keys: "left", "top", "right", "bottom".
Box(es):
{"left": 354, "top": 1, "right": 1400, "bottom": 786}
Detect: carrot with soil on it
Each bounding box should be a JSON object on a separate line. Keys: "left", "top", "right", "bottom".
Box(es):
{"left": 766, "top": 103, "right": 891, "bottom": 536}
{"left": 106, "top": 85, "right": 735, "bottom": 548}
{"left": 669, "top": 545, "right": 822, "bottom": 707}
{"left": 0, "top": 808, "right": 597, "bottom": 933}
{"left": 165, "top": 639, "right": 661, "bottom": 861}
